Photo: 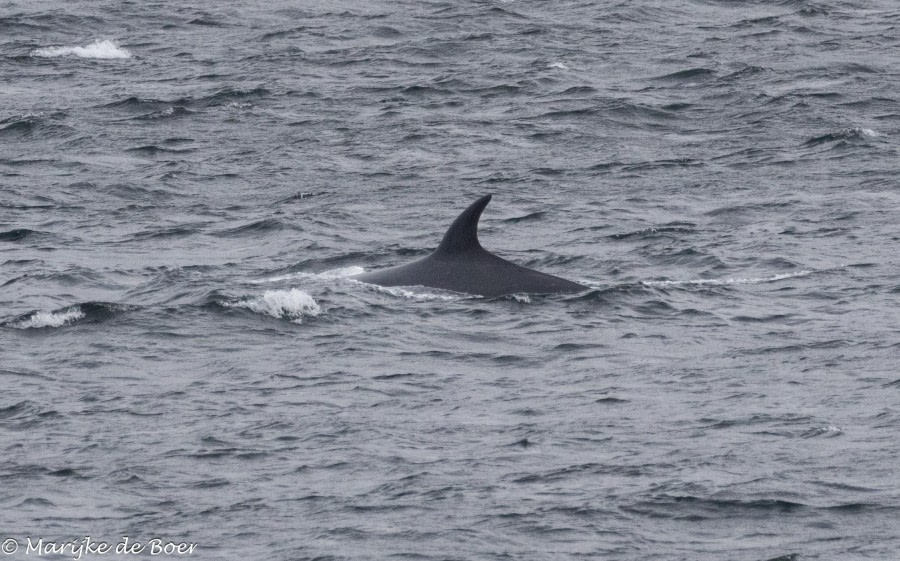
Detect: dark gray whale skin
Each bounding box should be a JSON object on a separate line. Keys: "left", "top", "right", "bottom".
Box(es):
{"left": 354, "top": 194, "right": 587, "bottom": 297}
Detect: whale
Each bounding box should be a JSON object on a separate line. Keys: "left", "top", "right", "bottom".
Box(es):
{"left": 353, "top": 194, "right": 587, "bottom": 297}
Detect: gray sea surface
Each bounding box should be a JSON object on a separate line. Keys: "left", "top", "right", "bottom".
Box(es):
{"left": 2, "top": 1, "right": 899, "bottom": 559}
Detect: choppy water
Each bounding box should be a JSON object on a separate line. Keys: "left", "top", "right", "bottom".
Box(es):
{"left": 2, "top": 1, "right": 899, "bottom": 559}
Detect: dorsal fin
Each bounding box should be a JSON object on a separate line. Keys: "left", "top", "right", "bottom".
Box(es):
{"left": 434, "top": 194, "right": 492, "bottom": 255}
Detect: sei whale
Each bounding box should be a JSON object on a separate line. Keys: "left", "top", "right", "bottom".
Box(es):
{"left": 354, "top": 194, "right": 587, "bottom": 297}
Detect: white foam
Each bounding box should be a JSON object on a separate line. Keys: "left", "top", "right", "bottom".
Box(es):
{"left": 10, "top": 307, "right": 85, "bottom": 329}
{"left": 318, "top": 266, "right": 366, "bottom": 279}
{"left": 250, "top": 266, "right": 365, "bottom": 284}
{"left": 548, "top": 61, "right": 569, "bottom": 70}
{"left": 642, "top": 270, "right": 813, "bottom": 288}
{"left": 17, "top": 112, "right": 47, "bottom": 120}
{"left": 224, "top": 289, "right": 320, "bottom": 323}
{"left": 357, "top": 282, "right": 466, "bottom": 301}
{"left": 509, "top": 294, "right": 531, "bottom": 303}
{"left": 32, "top": 39, "right": 132, "bottom": 59}
{"left": 805, "top": 425, "right": 843, "bottom": 438}
{"left": 859, "top": 128, "right": 884, "bottom": 138}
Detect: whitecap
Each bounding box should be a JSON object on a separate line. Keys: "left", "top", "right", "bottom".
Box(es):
{"left": 224, "top": 289, "right": 321, "bottom": 323}
{"left": 548, "top": 61, "right": 569, "bottom": 70}
{"left": 837, "top": 127, "right": 884, "bottom": 139}
{"left": 149, "top": 107, "right": 176, "bottom": 118}
{"left": 803, "top": 425, "right": 843, "bottom": 438}
{"left": 9, "top": 307, "right": 85, "bottom": 329}
{"left": 32, "top": 39, "right": 132, "bottom": 60}
{"left": 642, "top": 270, "right": 813, "bottom": 288}
{"left": 17, "top": 112, "right": 47, "bottom": 120}
{"left": 859, "top": 128, "right": 884, "bottom": 138}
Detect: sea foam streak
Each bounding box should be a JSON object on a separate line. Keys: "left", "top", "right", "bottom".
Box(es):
{"left": 32, "top": 39, "right": 132, "bottom": 59}
{"left": 642, "top": 270, "right": 813, "bottom": 288}
{"left": 249, "top": 267, "right": 463, "bottom": 300}
{"left": 225, "top": 289, "right": 321, "bottom": 323}
{"left": 359, "top": 283, "right": 465, "bottom": 301}
{"left": 250, "top": 266, "right": 366, "bottom": 284}
{"left": 10, "top": 307, "right": 85, "bottom": 329}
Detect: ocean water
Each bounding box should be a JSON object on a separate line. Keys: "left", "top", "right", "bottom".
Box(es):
{"left": 2, "top": 1, "right": 899, "bottom": 559}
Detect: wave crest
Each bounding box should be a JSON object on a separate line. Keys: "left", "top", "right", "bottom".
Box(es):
{"left": 8, "top": 307, "right": 85, "bottom": 329}
{"left": 224, "top": 289, "right": 321, "bottom": 323}
{"left": 32, "top": 39, "right": 132, "bottom": 59}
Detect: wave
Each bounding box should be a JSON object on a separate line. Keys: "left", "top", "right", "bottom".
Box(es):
{"left": 195, "top": 87, "right": 270, "bottom": 108}
{"left": 642, "top": 270, "right": 813, "bottom": 288}
{"left": 31, "top": 39, "right": 132, "bottom": 59}
{"left": 607, "top": 223, "right": 696, "bottom": 240}
{"left": 103, "top": 96, "right": 158, "bottom": 108}
{"left": 804, "top": 127, "right": 884, "bottom": 146}
{"left": 502, "top": 211, "right": 546, "bottom": 223}
{"left": 127, "top": 225, "right": 198, "bottom": 241}
{"left": 0, "top": 400, "right": 60, "bottom": 430}
{"left": 802, "top": 425, "right": 843, "bottom": 438}
{"left": 3, "top": 302, "right": 135, "bottom": 329}
{"left": 188, "top": 17, "right": 224, "bottom": 27}
{"left": 222, "top": 289, "right": 321, "bottom": 323}
{"left": 133, "top": 106, "right": 195, "bottom": 120}
{"left": 211, "top": 218, "right": 284, "bottom": 237}
{"left": 0, "top": 112, "right": 74, "bottom": 139}
{"left": 0, "top": 228, "right": 39, "bottom": 242}
{"left": 125, "top": 145, "right": 196, "bottom": 156}
{"left": 6, "top": 307, "right": 85, "bottom": 329}
{"left": 653, "top": 67, "right": 717, "bottom": 82}
{"left": 552, "top": 86, "right": 597, "bottom": 96}
{"left": 102, "top": 88, "right": 269, "bottom": 120}
{"left": 625, "top": 495, "right": 808, "bottom": 517}
{"left": 0, "top": 113, "right": 44, "bottom": 135}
